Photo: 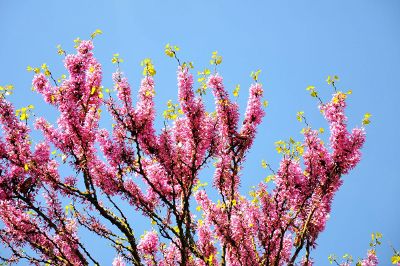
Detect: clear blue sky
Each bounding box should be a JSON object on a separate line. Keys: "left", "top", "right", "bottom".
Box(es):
{"left": 0, "top": 0, "right": 399, "bottom": 265}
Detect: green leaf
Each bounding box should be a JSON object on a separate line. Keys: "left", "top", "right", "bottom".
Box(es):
{"left": 261, "top": 159, "right": 267, "bottom": 169}
{"left": 362, "top": 113, "right": 372, "bottom": 125}
{"left": 233, "top": 84, "right": 240, "bottom": 97}
{"left": 264, "top": 175, "right": 275, "bottom": 183}
{"left": 251, "top": 69, "right": 261, "bottom": 82}
{"left": 210, "top": 51, "right": 222, "bottom": 65}
{"left": 328, "top": 254, "right": 336, "bottom": 264}
{"left": 306, "top": 85, "right": 315, "bottom": 91}
{"left": 141, "top": 58, "right": 156, "bottom": 76}
{"left": 296, "top": 111, "right": 304, "bottom": 122}
{"left": 326, "top": 75, "right": 332, "bottom": 84}
{"left": 164, "top": 43, "right": 175, "bottom": 57}
{"left": 73, "top": 37, "right": 81, "bottom": 48}
{"left": 392, "top": 255, "right": 400, "bottom": 264}
{"left": 91, "top": 29, "right": 103, "bottom": 39}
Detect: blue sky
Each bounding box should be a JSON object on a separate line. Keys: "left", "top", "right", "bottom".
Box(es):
{"left": 0, "top": 0, "right": 399, "bottom": 265}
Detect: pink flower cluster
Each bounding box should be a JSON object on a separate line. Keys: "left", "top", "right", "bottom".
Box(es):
{"left": 0, "top": 39, "right": 370, "bottom": 265}
{"left": 138, "top": 231, "right": 159, "bottom": 255}
{"left": 360, "top": 250, "right": 379, "bottom": 266}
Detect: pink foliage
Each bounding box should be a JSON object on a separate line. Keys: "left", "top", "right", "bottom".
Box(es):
{"left": 0, "top": 39, "right": 371, "bottom": 265}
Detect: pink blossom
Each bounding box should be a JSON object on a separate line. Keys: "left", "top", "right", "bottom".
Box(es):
{"left": 0, "top": 39, "right": 372, "bottom": 265}
{"left": 360, "top": 250, "right": 378, "bottom": 266}
{"left": 138, "top": 231, "right": 159, "bottom": 255}
{"left": 112, "top": 255, "right": 126, "bottom": 266}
